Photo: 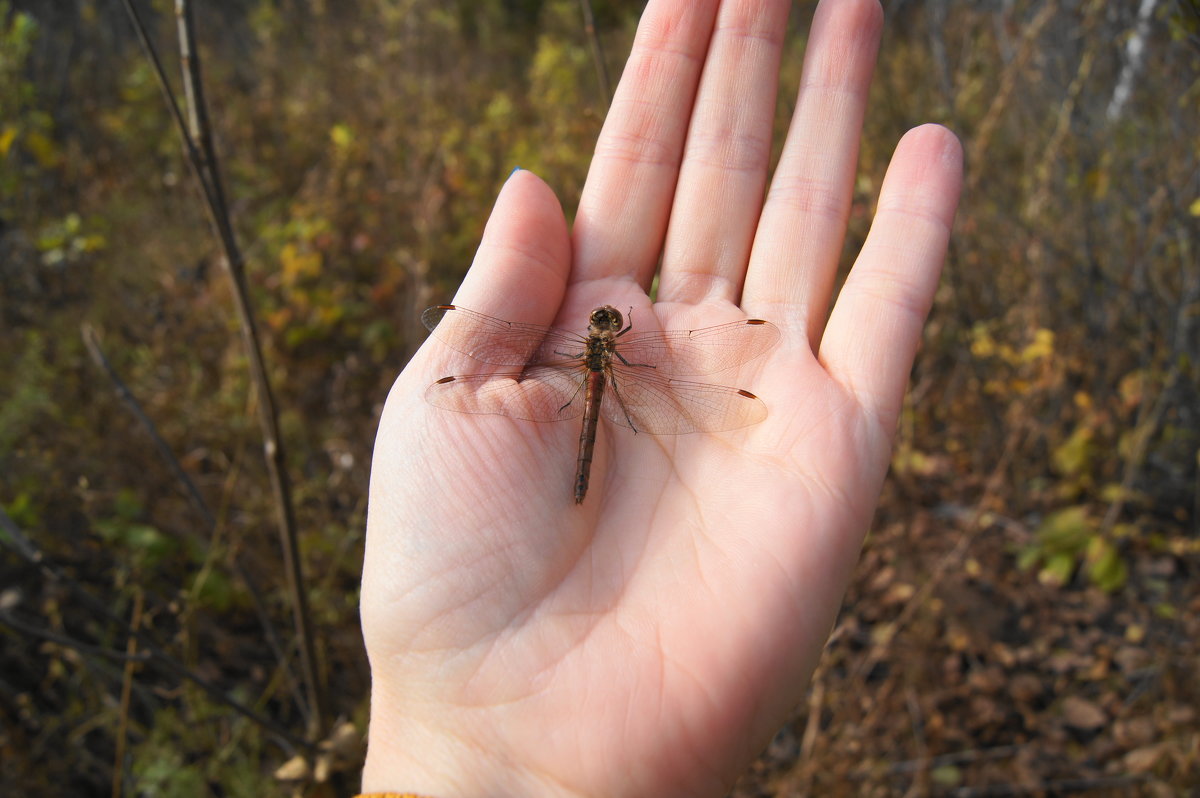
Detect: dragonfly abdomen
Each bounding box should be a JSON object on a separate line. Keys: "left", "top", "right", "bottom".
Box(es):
{"left": 575, "top": 370, "right": 607, "bottom": 503}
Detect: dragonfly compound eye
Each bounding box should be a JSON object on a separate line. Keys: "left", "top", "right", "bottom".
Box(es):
{"left": 591, "top": 305, "right": 623, "bottom": 330}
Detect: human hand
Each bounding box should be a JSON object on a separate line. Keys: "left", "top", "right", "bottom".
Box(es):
{"left": 361, "top": 0, "right": 962, "bottom": 795}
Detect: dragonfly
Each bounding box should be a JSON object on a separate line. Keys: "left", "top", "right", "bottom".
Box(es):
{"left": 421, "top": 304, "right": 780, "bottom": 503}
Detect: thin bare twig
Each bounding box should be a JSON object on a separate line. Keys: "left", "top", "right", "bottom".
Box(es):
{"left": 117, "top": 0, "right": 328, "bottom": 741}
{"left": 576, "top": 0, "right": 611, "bottom": 106}
{"left": 0, "top": 610, "right": 151, "bottom": 664}
{"left": 889, "top": 745, "right": 1021, "bottom": 776}
{"left": 175, "top": 0, "right": 227, "bottom": 215}
{"left": 173, "top": 0, "right": 326, "bottom": 741}
{"left": 112, "top": 588, "right": 143, "bottom": 798}
{"left": 81, "top": 324, "right": 215, "bottom": 529}
{"left": 933, "top": 773, "right": 1147, "bottom": 797}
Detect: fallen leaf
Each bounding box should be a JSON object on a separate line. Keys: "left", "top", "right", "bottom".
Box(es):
{"left": 1124, "top": 744, "right": 1164, "bottom": 774}
{"left": 1062, "top": 696, "right": 1106, "bottom": 730}
{"left": 273, "top": 755, "right": 310, "bottom": 781}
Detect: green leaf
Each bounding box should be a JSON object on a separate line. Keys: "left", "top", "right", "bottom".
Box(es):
{"left": 1036, "top": 506, "right": 1093, "bottom": 556}
{"left": 1039, "top": 552, "right": 1076, "bottom": 586}
{"left": 194, "top": 569, "right": 236, "bottom": 613}
{"left": 932, "top": 764, "right": 962, "bottom": 786}
{"left": 1085, "top": 536, "right": 1128, "bottom": 592}
{"left": 1052, "top": 426, "right": 1094, "bottom": 478}
{"left": 1016, "top": 545, "right": 1042, "bottom": 572}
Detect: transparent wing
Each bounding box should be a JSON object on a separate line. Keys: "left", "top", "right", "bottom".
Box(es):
{"left": 603, "top": 367, "right": 768, "bottom": 434}
{"left": 422, "top": 305, "right": 775, "bottom": 433}
{"left": 424, "top": 366, "right": 587, "bottom": 423}
{"left": 614, "top": 318, "right": 780, "bottom": 376}
{"left": 422, "top": 305, "right": 585, "bottom": 366}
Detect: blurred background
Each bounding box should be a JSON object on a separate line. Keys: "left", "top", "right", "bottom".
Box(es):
{"left": 1, "top": 0, "right": 1197, "bottom": 795}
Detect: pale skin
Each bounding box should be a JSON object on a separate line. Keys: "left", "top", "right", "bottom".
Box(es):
{"left": 361, "top": 0, "right": 962, "bottom": 795}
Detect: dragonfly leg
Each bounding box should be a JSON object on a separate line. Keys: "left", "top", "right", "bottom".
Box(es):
{"left": 614, "top": 307, "right": 635, "bottom": 338}
{"left": 614, "top": 308, "right": 656, "bottom": 368}
{"left": 557, "top": 375, "right": 587, "bottom": 415}
{"left": 607, "top": 375, "right": 640, "bottom": 434}
{"left": 614, "top": 349, "right": 656, "bottom": 369}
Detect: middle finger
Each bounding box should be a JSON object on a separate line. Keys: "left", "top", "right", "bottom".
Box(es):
{"left": 656, "top": 0, "right": 792, "bottom": 306}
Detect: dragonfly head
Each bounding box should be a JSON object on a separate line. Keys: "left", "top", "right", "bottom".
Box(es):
{"left": 588, "top": 305, "right": 625, "bottom": 335}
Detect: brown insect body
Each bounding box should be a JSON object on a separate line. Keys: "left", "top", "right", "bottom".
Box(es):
{"left": 421, "top": 304, "right": 777, "bottom": 504}
{"left": 575, "top": 306, "right": 631, "bottom": 504}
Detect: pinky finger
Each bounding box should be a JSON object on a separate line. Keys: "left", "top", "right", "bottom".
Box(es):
{"left": 819, "top": 124, "right": 962, "bottom": 431}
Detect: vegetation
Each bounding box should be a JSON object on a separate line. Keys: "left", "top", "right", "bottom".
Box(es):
{"left": 1, "top": 0, "right": 1197, "bottom": 795}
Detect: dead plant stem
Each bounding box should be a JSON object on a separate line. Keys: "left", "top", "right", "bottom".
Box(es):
{"left": 111, "top": 588, "right": 143, "bottom": 798}
{"left": 171, "top": 0, "right": 326, "bottom": 740}
{"left": 118, "top": 0, "right": 328, "bottom": 743}
{"left": 576, "top": 0, "right": 611, "bottom": 106}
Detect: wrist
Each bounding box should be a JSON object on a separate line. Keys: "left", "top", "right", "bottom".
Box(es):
{"left": 361, "top": 694, "right": 567, "bottom": 798}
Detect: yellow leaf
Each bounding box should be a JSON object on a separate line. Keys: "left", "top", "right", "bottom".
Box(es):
{"left": 0, "top": 126, "right": 16, "bottom": 157}
{"left": 485, "top": 91, "right": 516, "bottom": 124}
{"left": 24, "top": 129, "right": 60, "bottom": 168}
{"left": 1100, "top": 483, "right": 1140, "bottom": 504}
{"left": 329, "top": 123, "right": 354, "bottom": 151}
{"left": 279, "top": 243, "right": 321, "bottom": 285}
{"left": 969, "top": 323, "right": 995, "bottom": 358}
{"left": 1020, "top": 328, "right": 1055, "bottom": 362}
{"left": 1052, "top": 425, "right": 1094, "bottom": 477}
{"left": 1189, "top": 196, "right": 1200, "bottom": 216}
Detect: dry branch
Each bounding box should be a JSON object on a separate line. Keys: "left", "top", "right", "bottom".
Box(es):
{"left": 172, "top": 0, "right": 328, "bottom": 741}
{"left": 117, "top": 0, "right": 329, "bottom": 742}
{"left": 111, "top": 589, "right": 144, "bottom": 798}
{"left": 576, "top": 0, "right": 611, "bottom": 106}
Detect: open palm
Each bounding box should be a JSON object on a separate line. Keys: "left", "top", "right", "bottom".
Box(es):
{"left": 361, "top": 0, "right": 961, "bottom": 796}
